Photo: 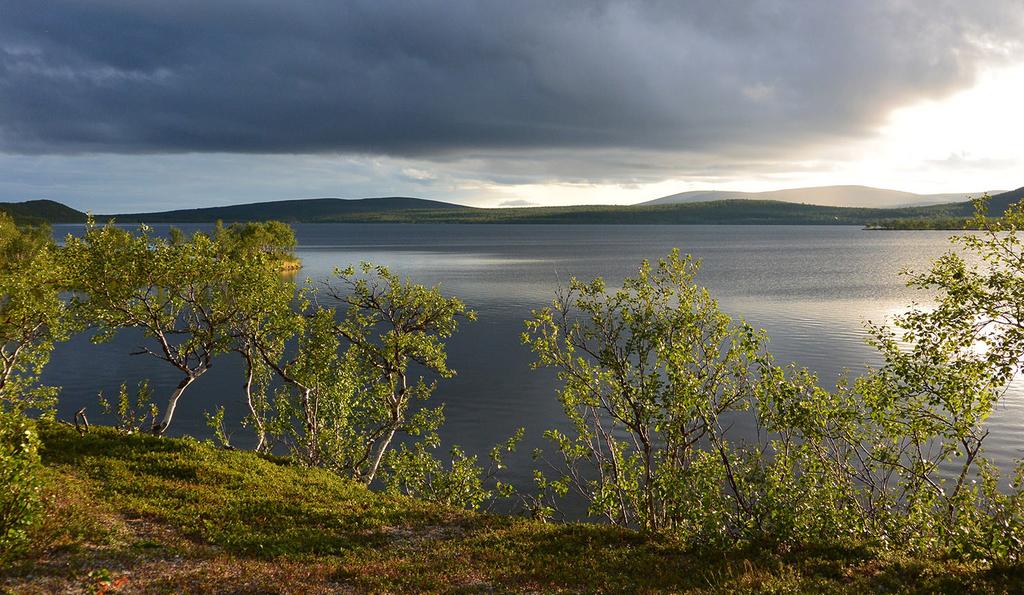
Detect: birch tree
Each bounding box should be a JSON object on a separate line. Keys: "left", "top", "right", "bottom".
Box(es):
{"left": 222, "top": 233, "right": 302, "bottom": 452}
{"left": 64, "top": 220, "right": 290, "bottom": 435}
{"left": 265, "top": 263, "right": 473, "bottom": 485}
{"left": 523, "top": 250, "right": 775, "bottom": 533}
{"left": 0, "top": 213, "right": 69, "bottom": 414}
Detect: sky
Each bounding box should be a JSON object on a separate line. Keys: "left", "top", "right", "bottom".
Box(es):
{"left": 1, "top": 0, "right": 1022, "bottom": 212}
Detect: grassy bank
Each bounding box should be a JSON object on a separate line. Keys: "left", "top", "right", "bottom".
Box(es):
{"left": 3, "top": 423, "right": 1021, "bottom": 593}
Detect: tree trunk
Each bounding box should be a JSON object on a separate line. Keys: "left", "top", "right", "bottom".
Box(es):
{"left": 242, "top": 352, "right": 266, "bottom": 452}
{"left": 152, "top": 374, "right": 197, "bottom": 435}
{"left": 364, "top": 426, "right": 398, "bottom": 485}
{"left": 643, "top": 442, "right": 658, "bottom": 532}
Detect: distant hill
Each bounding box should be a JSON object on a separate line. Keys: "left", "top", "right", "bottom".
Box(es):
{"left": 3, "top": 186, "right": 1022, "bottom": 227}
{"left": 0, "top": 199, "right": 87, "bottom": 225}
{"left": 302, "top": 200, "right": 957, "bottom": 225}
{"left": 296, "top": 188, "right": 1024, "bottom": 225}
{"left": 897, "top": 186, "right": 1024, "bottom": 218}
{"left": 865, "top": 186, "right": 1024, "bottom": 229}
{"left": 643, "top": 185, "right": 998, "bottom": 209}
{"left": 108, "top": 195, "right": 924, "bottom": 225}
{"left": 978, "top": 186, "right": 1024, "bottom": 214}
{"left": 111, "top": 197, "right": 470, "bottom": 223}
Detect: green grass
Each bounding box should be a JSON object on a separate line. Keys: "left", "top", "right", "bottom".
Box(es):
{"left": 4, "top": 423, "right": 1023, "bottom": 593}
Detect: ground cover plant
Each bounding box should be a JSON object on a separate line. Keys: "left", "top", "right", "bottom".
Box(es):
{"left": 4, "top": 423, "right": 1024, "bottom": 593}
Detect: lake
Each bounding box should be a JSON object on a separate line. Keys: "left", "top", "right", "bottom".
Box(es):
{"left": 44, "top": 223, "right": 1024, "bottom": 496}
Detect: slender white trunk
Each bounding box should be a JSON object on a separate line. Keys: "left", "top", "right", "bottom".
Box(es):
{"left": 153, "top": 375, "right": 196, "bottom": 435}
{"left": 300, "top": 387, "right": 319, "bottom": 466}
{"left": 364, "top": 426, "right": 398, "bottom": 485}
{"left": 242, "top": 355, "right": 266, "bottom": 452}
{"left": 364, "top": 377, "right": 406, "bottom": 484}
{"left": 0, "top": 341, "right": 28, "bottom": 393}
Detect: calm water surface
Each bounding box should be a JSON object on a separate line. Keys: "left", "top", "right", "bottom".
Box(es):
{"left": 45, "top": 224, "right": 1024, "bottom": 492}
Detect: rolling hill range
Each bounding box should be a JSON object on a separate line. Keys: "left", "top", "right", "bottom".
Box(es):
{"left": 111, "top": 196, "right": 470, "bottom": 223}
{"left": 1, "top": 186, "right": 1021, "bottom": 226}
{"left": 643, "top": 185, "right": 998, "bottom": 209}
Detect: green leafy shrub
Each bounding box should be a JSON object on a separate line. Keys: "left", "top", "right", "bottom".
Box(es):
{"left": 383, "top": 428, "right": 522, "bottom": 510}
{"left": 204, "top": 405, "right": 233, "bottom": 449}
{"left": 383, "top": 442, "right": 490, "bottom": 509}
{"left": 0, "top": 411, "right": 43, "bottom": 560}
{"left": 98, "top": 379, "right": 158, "bottom": 434}
{"left": 524, "top": 249, "right": 794, "bottom": 538}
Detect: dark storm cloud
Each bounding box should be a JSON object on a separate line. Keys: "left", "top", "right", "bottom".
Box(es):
{"left": 1, "top": 0, "right": 1021, "bottom": 156}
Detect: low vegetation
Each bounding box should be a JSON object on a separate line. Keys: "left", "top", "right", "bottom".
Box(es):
{"left": 0, "top": 412, "right": 43, "bottom": 563}
{"left": 3, "top": 423, "right": 1024, "bottom": 592}
{"left": 4, "top": 197, "right": 1024, "bottom": 591}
